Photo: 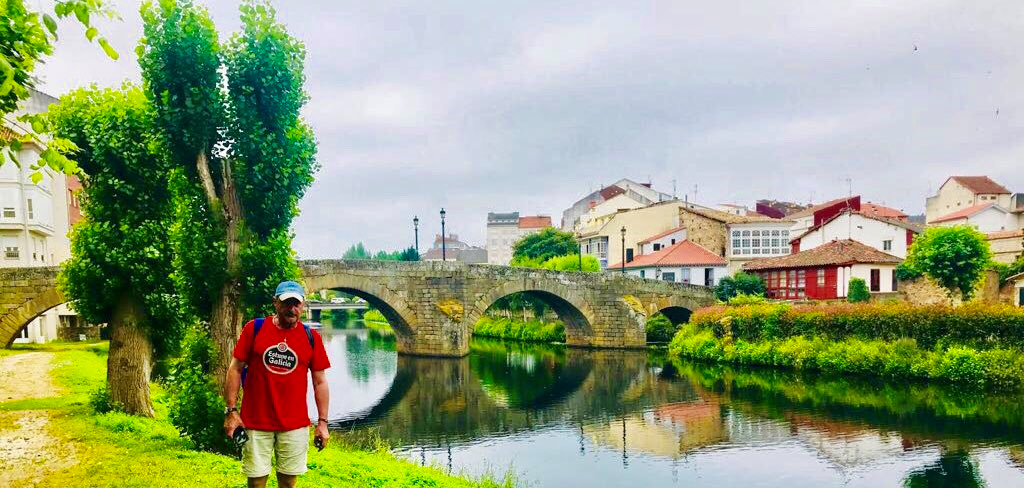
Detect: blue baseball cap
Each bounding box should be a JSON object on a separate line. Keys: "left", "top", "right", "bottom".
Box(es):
{"left": 275, "top": 281, "right": 305, "bottom": 303}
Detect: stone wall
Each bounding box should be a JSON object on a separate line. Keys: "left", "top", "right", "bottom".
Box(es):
{"left": 899, "top": 270, "right": 1001, "bottom": 306}
{"left": 0, "top": 266, "right": 64, "bottom": 346}
{"left": 678, "top": 209, "right": 727, "bottom": 257}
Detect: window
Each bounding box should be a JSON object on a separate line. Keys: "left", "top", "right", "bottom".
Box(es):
{"left": 705, "top": 268, "right": 714, "bottom": 287}
{"left": 626, "top": 248, "right": 634, "bottom": 263}
{"left": 681, "top": 268, "right": 691, "bottom": 283}
{"left": 892, "top": 271, "right": 897, "bottom": 292}
{"left": 732, "top": 230, "right": 741, "bottom": 237}
{"left": 653, "top": 243, "right": 662, "bottom": 252}
{"left": 883, "top": 240, "right": 892, "bottom": 251}
{"left": 662, "top": 272, "right": 676, "bottom": 282}
{"left": 870, "top": 269, "right": 881, "bottom": 292}
{"left": 26, "top": 199, "right": 33, "bottom": 219}
{"left": 752, "top": 230, "right": 761, "bottom": 237}
{"left": 732, "top": 239, "right": 741, "bottom": 249}
{"left": 817, "top": 268, "right": 825, "bottom": 286}
{"left": 752, "top": 238, "right": 760, "bottom": 247}
{"left": 640, "top": 270, "right": 645, "bottom": 278}
{"left": 742, "top": 230, "right": 750, "bottom": 237}
{"left": 771, "top": 230, "right": 780, "bottom": 236}
{"left": 4, "top": 246, "right": 18, "bottom": 259}
{"left": 670, "top": 239, "right": 676, "bottom": 245}
{"left": 2, "top": 207, "right": 13, "bottom": 218}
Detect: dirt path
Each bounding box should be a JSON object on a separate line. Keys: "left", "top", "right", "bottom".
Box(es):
{"left": 0, "top": 351, "right": 77, "bottom": 487}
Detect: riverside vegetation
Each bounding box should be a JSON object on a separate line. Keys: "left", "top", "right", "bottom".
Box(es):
{"left": 670, "top": 302, "right": 1024, "bottom": 389}
{"left": 0, "top": 344, "right": 512, "bottom": 488}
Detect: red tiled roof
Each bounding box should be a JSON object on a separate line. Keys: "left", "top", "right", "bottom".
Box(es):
{"left": 950, "top": 176, "right": 1010, "bottom": 195}
{"left": 928, "top": 202, "right": 1000, "bottom": 224}
{"left": 599, "top": 185, "right": 625, "bottom": 200}
{"left": 786, "top": 196, "right": 858, "bottom": 220}
{"left": 518, "top": 216, "right": 552, "bottom": 229}
{"left": 986, "top": 229, "right": 1024, "bottom": 240}
{"left": 611, "top": 240, "right": 726, "bottom": 269}
{"left": 791, "top": 209, "right": 920, "bottom": 241}
{"left": 637, "top": 226, "right": 686, "bottom": 245}
{"left": 860, "top": 202, "right": 906, "bottom": 219}
{"left": 742, "top": 239, "right": 901, "bottom": 271}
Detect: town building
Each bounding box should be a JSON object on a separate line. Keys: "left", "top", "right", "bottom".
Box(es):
{"left": 987, "top": 229, "right": 1024, "bottom": 265}
{"left": 561, "top": 178, "right": 673, "bottom": 232}
{"left": 421, "top": 233, "right": 487, "bottom": 263}
{"left": 925, "top": 176, "right": 1014, "bottom": 224}
{"left": 579, "top": 200, "right": 691, "bottom": 270}
{"left": 485, "top": 212, "right": 552, "bottom": 265}
{"left": 928, "top": 202, "right": 1017, "bottom": 233}
{"left": 788, "top": 196, "right": 861, "bottom": 237}
{"left": 755, "top": 199, "right": 809, "bottom": 219}
{"left": 1, "top": 89, "right": 80, "bottom": 343}
{"left": 611, "top": 239, "right": 727, "bottom": 286}
{"left": 789, "top": 209, "right": 920, "bottom": 259}
{"left": 676, "top": 206, "right": 793, "bottom": 274}
{"left": 1009, "top": 272, "right": 1024, "bottom": 306}
{"left": 743, "top": 239, "right": 902, "bottom": 300}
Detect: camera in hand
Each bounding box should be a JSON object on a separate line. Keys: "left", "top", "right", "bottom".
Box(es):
{"left": 314, "top": 436, "right": 324, "bottom": 451}
{"left": 233, "top": 426, "right": 249, "bottom": 445}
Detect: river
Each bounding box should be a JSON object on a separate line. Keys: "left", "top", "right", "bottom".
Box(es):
{"left": 311, "top": 318, "right": 1024, "bottom": 487}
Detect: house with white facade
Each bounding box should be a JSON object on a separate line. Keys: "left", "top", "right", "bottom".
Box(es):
{"left": 789, "top": 209, "right": 921, "bottom": 259}
{"left": 579, "top": 200, "right": 695, "bottom": 270}
{"left": 928, "top": 202, "right": 1017, "bottom": 233}
{"left": 612, "top": 239, "right": 727, "bottom": 286}
{"left": 925, "top": 176, "right": 1014, "bottom": 224}
{"left": 485, "top": 212, "right": 552, "bottom": 265}
{"left": 744, "top": 239, "right": 902, "bottom": 300}
{"left": 561, "top": 178, "right": 673, "bottom": 231}
{"left": 2, "top": 89, "right": 79, "bottom": 343}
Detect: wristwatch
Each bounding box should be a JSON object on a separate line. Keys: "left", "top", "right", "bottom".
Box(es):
{"left": 224, "top": 406, "right": 239, "bottom": 416}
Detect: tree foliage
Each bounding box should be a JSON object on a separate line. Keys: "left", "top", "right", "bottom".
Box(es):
{"left": 902, "top": 226, "right": 992, "bottom": 301}
{"left": 1, "top": 0, "right": 118, "bottom": 175}
{"left": 847, "top": 278, "right": 870, "bottom": 303}
{"left": 51, "top": 85, "right": 184, "bottom": 357}
{"left": 511, "top": 253, "right": 599, "bottom": 272}
{"left": 714, "top": 272, "right": 766, "bottom": 301}
{"left": 511, "top": 227, "right": 576, "bottom": 263}
{"left": 343, "top": 243, "right": 419, "bottom": 261}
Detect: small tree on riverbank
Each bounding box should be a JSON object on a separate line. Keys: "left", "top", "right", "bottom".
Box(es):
{"left": 714, "top": 272, "right": 766, "bottom": 301}
{"left": 847, "top": 278, "right": 870, "bottom": 303}
{"left": 902, "top": 226, "right": 992, "bottom": 301}
{"left": 51, "top": 86, "right": 185, "bottom": 416}
{"left": 511, "top": 228, "right": 578, "bottom": 264}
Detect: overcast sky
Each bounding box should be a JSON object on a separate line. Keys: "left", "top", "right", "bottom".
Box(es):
{"left": 38, "top": 1, "right": 1024, "bottom": 257}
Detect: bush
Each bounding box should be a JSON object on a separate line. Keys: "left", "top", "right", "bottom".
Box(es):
{"left": 714, "top": 272, "right": 766, "bottom": 301}
{"left": 727, "top": 293, "right": 767, "bottom": 306}
{"left": 847, "top": 278, "right": 870, "bottom": 303}
{"left": 89, "top": 384, "right": 122, "bottom": 414}
{"left": 690, "top": 302, "right": 1024, "bottom": 350}
{"left": 167, "top": 328, "right": 236, "bottom": 454}
{"left": 473, "top": 316, "right": 565, "bottom": 343}
{"left": 645, "top": 313, "right": 676, "bottom": 343}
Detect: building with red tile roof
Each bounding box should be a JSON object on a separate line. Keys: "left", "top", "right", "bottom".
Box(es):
{"left": 609, "top": 239, "right": 727, "bottom": 286}
{"left": 859, "top": 202, "right": 907, "bottom": 220}
{"left": 743, "top": 239, "right": 901, "bottom": 300}
{"left": 925, "top": 175, "right": 1016, "bottom": 227}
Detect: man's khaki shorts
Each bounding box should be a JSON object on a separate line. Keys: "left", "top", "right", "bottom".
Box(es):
{"left": 241, "top": 427, "right": 310, "bottom": 478}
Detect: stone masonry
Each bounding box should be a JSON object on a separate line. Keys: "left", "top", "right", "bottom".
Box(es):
{"left": 3, "top": 260, "right": 715, "bottom": 356}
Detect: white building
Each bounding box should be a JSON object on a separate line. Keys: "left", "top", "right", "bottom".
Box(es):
{"left": 789, "top": 209, "right": 920, "bottom": 259}
{"left": 612, "top": 239, "right": 727, "bottom": 286}
{"left": 485, "top": 212, "right": 552, "bottom": 265}
{"left": 2, "top": 89, "right": 78, "bottom": 343}
{"left": 744, "top": 239, "right": 902, "bottom": 300}
{"left": 925, "top": 176, "right": 1013, "bottom": 224}
{"left": 561, "top": 178, "right": 673, "bottom": 231}
{"left": 726, "top": 219, "right": 796, "bottom": 274}
{"left": 929, "top": 202, "right": 1017, "bottom": 233}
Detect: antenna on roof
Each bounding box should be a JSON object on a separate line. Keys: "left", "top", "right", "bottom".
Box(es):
{"left": 672, "top": 179, "right": 677, "bottom": 200}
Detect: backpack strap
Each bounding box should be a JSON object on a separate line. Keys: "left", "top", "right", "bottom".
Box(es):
{"left": 241, "top": 318, "right": 265, "bottom": 387}
{"left": 303, "top": 323, "right": 315, "bottom": 367}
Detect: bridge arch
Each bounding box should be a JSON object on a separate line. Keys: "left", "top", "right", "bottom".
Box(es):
{"left": 1, "top": 288, "right": 65, "bottom": 347}
{"left": 301, "top": 271, "right": 420, "bottom": 352}
{"left": 468, "top": 279, "right": 597, "bottom": 346}
{"left": 646, "top": 294, "right": 705, "bottom": 326}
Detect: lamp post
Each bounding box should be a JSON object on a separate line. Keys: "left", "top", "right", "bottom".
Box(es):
{"left": 440, "top": 208, "right": 446, "bottom": 262}
{"left": 413, "top": 216, "right": 419, "bottom": 255}
{"left": 620, "top": 226, "right": 626, "bottom": 274}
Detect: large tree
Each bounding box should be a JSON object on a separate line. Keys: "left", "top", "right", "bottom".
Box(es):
{"left": 51, "top": 86, "right": 184, "bottom": 416}
{"left": 903, "top": 225, "right": 992, "bottom": 301}
{"left": 511, "top": 227, "right": 577, "bottom": 264}
{"left": 138, "top": 0, "right": 317, "bottom": 383}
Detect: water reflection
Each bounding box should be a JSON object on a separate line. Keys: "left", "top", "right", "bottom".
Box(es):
{"left": 316, "top": 322, "right": 1024, "bottom": 487}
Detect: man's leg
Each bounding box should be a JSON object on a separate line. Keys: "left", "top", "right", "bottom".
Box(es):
{"left": 242, "top": 430, "right": 275, "bottom": 487}
{"left": 277, "top": 473, "right": 297, "bottom": 488}
{"left": 247, "top": 476, "right": 269, "bottom": 488}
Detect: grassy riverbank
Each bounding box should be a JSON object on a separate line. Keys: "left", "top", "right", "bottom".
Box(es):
{"left": 670, "top": 303, "right": 1024, "bottom": 390}
{"left": 0, "top": 343, "right": 513, "bottom": 488}
{"left": 473, "top": 316, "right": 566, "bottom": 343}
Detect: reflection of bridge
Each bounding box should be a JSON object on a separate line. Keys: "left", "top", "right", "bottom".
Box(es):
{"left": 2, "top": 260, "right": 714, "bottom": 356}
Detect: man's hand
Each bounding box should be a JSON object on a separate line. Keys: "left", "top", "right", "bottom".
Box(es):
{"left": 314, "top": 420, "right": 330, "bottom": 449}
{"left": 224, "top": 411, "right": 244, "bottom": 439}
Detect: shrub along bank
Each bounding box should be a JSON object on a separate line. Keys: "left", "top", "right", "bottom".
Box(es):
{"left": 671, "top": 302, "right": 1024, "bottom": 390}
{"left": 473, "top": 316, "right": 566, "bottom": 343}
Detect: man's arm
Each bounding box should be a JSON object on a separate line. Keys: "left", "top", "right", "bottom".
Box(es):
{"left": 223, "top": 358, "right": 245, "bottom": 438}
{"left": 312, "top": 369, "right": 330, "bottom": 445}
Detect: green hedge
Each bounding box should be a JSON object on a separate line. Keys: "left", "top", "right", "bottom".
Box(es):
{"left": 669, "top": 324, "right": 1024, "bottom": 390}
{"left": 691, "top": 302, "right": 1024, "bottom": 350}
{"left": 473, "top": 316, "right": 565, "bottom": 343}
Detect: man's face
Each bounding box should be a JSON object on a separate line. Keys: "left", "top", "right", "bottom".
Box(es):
{"left": 274, "top": 297, "right": 304, "bottom": 327}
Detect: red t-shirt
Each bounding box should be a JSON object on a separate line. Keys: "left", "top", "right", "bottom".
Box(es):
{"left": 232, "top": 317, "right": 331, "bottom": 431}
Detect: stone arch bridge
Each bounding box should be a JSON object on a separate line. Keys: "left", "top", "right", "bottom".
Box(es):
{"left": 1, "top": 260, "right": 714, "bottom": 356}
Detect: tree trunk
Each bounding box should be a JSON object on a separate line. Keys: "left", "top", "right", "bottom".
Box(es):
{"left": 196, "top": 151, "right": 246, "bottom": 386}
{"left": 108, "top": 296, "right": 154, "bottom": 417}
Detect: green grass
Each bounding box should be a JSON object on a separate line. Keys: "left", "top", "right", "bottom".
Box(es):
{"left": 0, "top": 344, "right": 514, "bottom": 487}
{"left": 472, "top": 316, "right": 565, "bottom": 343}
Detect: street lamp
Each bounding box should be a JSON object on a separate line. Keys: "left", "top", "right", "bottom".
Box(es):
{"left": 413, "top": 216, "right": 419, "bottom": 254}
{"left": 620, "top": 226, "right": 626, "bottom": 274}
{"left": 440, "top": 208, "right": 447, "bottom": 262}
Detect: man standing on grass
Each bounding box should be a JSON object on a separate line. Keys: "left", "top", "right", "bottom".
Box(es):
{"left": 223, "top": 281, "right": 331, "bottom": 488}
